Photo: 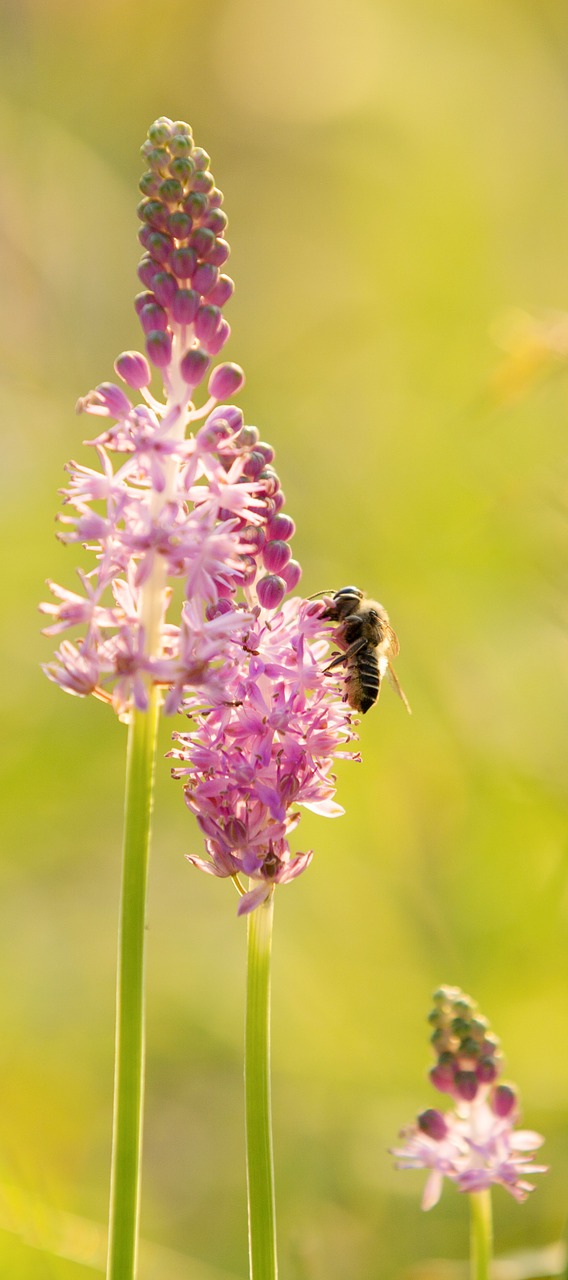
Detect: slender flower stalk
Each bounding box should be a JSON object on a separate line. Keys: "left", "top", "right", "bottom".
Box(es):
{"left": 392, "top": 987, "right": 547, "bottom": 1278}
{"left": 245, "top": 891, "right": 277, "bottom": 1280}
{"left": 469, "top": 1188, "right": 493, "bottom": 1280}
{"left": 107, "top": 694, "right": 159, "bottom": 1280}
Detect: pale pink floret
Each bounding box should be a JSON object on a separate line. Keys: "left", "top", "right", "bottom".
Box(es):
{"left": 393, "top": 1092, "right": 547, "bottom": 1208}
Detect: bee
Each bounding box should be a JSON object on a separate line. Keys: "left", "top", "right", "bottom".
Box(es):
{"left": 314, "top": 585, "right": 411, "bottom": 715}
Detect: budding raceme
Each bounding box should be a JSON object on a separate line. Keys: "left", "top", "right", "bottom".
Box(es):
{"left": 392, "top": 986, "right": 547, "bottom": 1208}
{"left": 41, "top": 119, "right": 300, "bottom": 720}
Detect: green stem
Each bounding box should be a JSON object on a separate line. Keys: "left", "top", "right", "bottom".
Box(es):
{"left": 245, "top": 890, "right": 278, "bottom": 1280}
{"left": 469, "top": 1189, "right": 493, "bottom": 1280}
{"left": 106, "top": 691, "right": 160, "bottom": 1280}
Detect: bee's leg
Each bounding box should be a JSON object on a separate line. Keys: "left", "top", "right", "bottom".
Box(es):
{"left": 323, "top": 637, "right": 367, "bottom": 673}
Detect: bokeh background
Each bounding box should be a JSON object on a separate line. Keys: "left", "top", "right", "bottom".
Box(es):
{"left": 1, "top": 0, "right": 568, "bottom": 1276}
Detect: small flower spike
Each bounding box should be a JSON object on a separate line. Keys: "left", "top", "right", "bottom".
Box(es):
{"left": 392, "top": 986, "right": 547, "bottom": 1208}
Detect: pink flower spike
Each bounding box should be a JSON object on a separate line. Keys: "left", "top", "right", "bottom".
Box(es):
{"left": 392, "top": 987, "right": 547, "bottom": 1208}
{"left": 174, "top": 597, "right": 359, "bottom": 911}
{"left": 42, "top": 119, "right": 287, "bottom": 722}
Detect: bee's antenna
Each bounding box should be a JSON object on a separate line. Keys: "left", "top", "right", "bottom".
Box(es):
{"left": 307, "top": 589, "right": 336, "bottom": 600}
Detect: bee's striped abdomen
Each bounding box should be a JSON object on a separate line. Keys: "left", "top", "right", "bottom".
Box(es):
{"left": 348, "top": 644, "right": 381, "bottom": 714}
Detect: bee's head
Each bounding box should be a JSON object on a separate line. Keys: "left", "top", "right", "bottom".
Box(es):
{"left": 331, "top": 585, "right": 364, "bottom": 619}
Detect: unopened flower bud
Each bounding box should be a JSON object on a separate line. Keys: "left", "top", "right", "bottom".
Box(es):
{"left": 207, "top": 275, "right": 234, "bottom": 307}
{"left": 492, "top": 1084, "right": 517, "bottom": 1118}
{"left": 180, "top": 347, "right": 210, "bottom": 387}
{"left": 240, "top": 555, "right": 257, "bottom": 585}
{"left": 257, "top": 575, "right": 286, "bottom": 610}
{"left": 145, "top": 231, "right": 172, "bottom": 264}
{"left": 209, "top": 239, "right": 230, "bottom": 267}
{"left": 235, "top": 425, "right": 259, "bottom": 448}
{"left": 243, "top": 451, "right": 267, "bottom": 479}
{"left": 191, "top": 226, "right": 215, "bottom": 258}
{"left": 205, "top": 598, "right": 234, "bottom": 620}
{"left": 454, "top": 1070, "right": 478, "bottom": 1102}
{"left": 134, "top": 290, "right": 155, "bottom": 315}
{"left": 204, "top": 208, "right": 228, "bottom": 236}
{"left": 195, "top": 305, "right": 221, "bottom": 344}
{"left": 167, "top": 210, "right": 192, "bottom": 240}
{"left": 429, "top": 1062, "right": 455, "bottom": 1094}
{"left": 417, "top": 1109, "right": 448, "bottom": 1142}
{"left": 192, "top": 263, "right": 218, "bottom": 297}
{"left": 208, "top": 405, "right": 244, "bottom": 434}
{"left": 271, "top": 490, "right": 286, "bottom": 513}
{"left": 138, "top": 199, "right": 168, "bottom": 232}
{"left": 266, "top": 513, "right": 295, "bottom": 541}
{"left": 183, "top": 191, "right": 207, "bottom": 220}
{"left": 193, "top": 171, "right": 215, "bottom": 194}
{"left": 93, "top": 382, "right": 132, "bottom": 417}
{"left": 138, "top": 256, "right": 158, "bottom": 289}
{"left": 263, "top": 540, "right": 291, "bottom": 574}
{"left": 204, "top": 319, "right": 230, "bottom": 355}
{"left": 171, "top": 246, "right": 197, "bottom": 280}
{"left": 257, "top": 466, "right": 280, "bottom": 496}
{"left": 240, "top": 525, "right": 266, "bottom": 554}
{"left": 139, "top": 301, "right": 168, "bottom": 334}
{"left": 145, "top": 329, "right": 172, "bottom": 368}
{"left": 208, "top": 362, "right": 245, "bottom": 401}
{"left": 114, "top": 351, "right": 151, "bottom": 390}
{"left": 256, "top": 442, "right": 275, "bottom": 464}
{"left": 282, "top": 559, "right": 302, "bottom": 590}
{"left": 477, "top": 1057, "right": 499, "bottom": 1085}
{"left": 158, "top": 177, "right": 184, "bottom": 205}
{"left": 152, "top": 271, "right": 178, "bottom": 308}
{"left": 172, "top": 289, "right": 200, "bottom": 325}
{"left": 170, "top": 157, "right": 194, "bottom": 184}
{"left": 147, "top": 116, "right": 174, "bottom": 146}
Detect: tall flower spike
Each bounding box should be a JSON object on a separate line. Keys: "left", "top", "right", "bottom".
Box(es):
{"left": 41, "top": 117, "right": 294, "bottom": 719}
{"left": 392, "top": 986, "right": 547, "bottom": 1209}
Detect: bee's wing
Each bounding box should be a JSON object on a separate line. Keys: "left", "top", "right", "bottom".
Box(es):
{"left": 384, "top": 624, "right": 400, "bottom": 657}
{"left": 386, "top": 661, "right": 411, "bottom": 714}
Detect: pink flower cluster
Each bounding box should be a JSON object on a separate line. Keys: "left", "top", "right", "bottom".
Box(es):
{"left": 41, "top": 118, "right": 301, "bottom": 719}
{"left": 171, "top": 597, "right": 360, "bottom": 914}
{"left": 393, "top": 1090, "right": 546, "bottom": 1209}
{"left": 392, "top": 986, "right": 546, "bottom": 1207}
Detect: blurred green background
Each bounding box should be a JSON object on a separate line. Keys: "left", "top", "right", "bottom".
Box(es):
{"left": 1, "top": 0, "right": 568, "bottom": 1276}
